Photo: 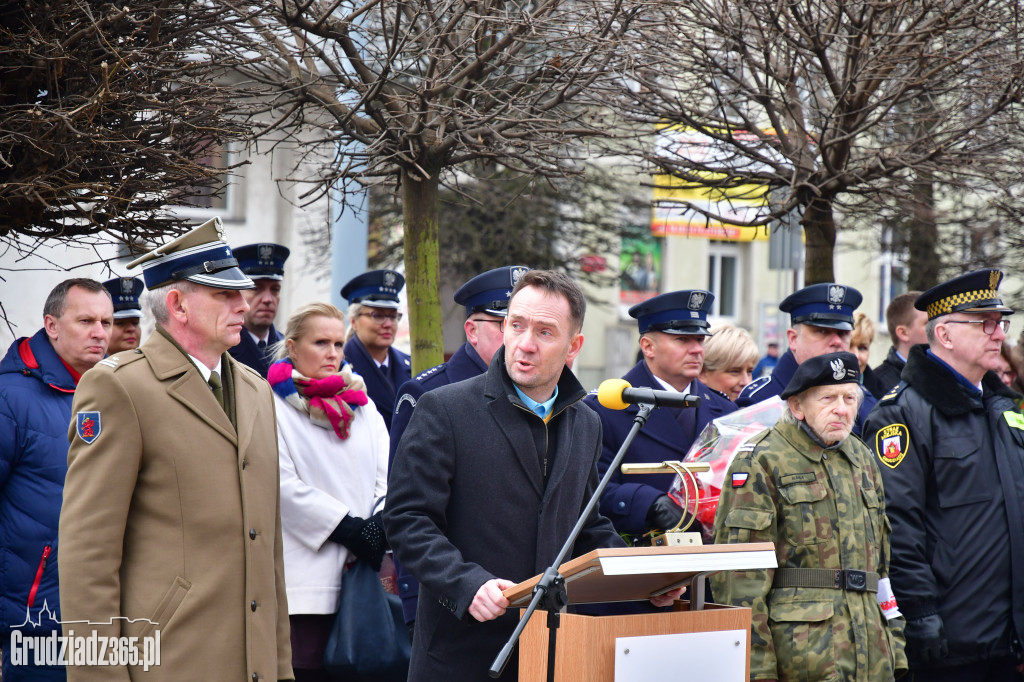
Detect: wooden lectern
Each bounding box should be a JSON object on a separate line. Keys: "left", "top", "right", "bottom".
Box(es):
{"left": 503, "top": 543, "right": 776, "bottom": 682}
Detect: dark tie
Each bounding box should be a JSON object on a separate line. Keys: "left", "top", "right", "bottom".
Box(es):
{"left": 674, "top": 393, "right": 696, "bottom": 442}
{"left": 257, "top": 339, "right": 267, "bottom": 352}
{"left": 209, "top": 371, "right": 225, "bottom": 410}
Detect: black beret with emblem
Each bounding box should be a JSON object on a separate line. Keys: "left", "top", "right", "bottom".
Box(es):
{"left": 628, "top": 290, "right": 715, "bottom": 336}
{"left": 780, "top": 351, "right": 861, "bottom": 398}
{"left": 233, "top": 243, "right": 290, "bottom": 281}
{"left": 340, "top": 269, "right": 405, "bottom": 308}
{"left": 780, "top": 282, "right": 862, "bottom": 330}
{"left": 102, "top": 277, "right": 145, "bottom": 319}
{"left": 453, "top": 265, "right": 530, "bottom": 317}
{"left": 914, "top": 268, "right": 1013, "bottom": 320}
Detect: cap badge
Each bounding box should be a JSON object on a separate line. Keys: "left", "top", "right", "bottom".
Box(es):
{"left": 828, "top": 285, "right": 846, "bottom": 305}
{"left": 990, "top": 270, "right": 1001, "bottom": 291}
{"left": 384, "top": 271, "right": 397, "bottom": 287}
{"left": 830, "top": 358, "right": 845, "bottom": 380}
{"left": 511, "top": 267, "right": 528, "bottom": 285}
{"left": 258, "top": 244, "right": 274, "bottom": 261}
{"left": 688, "top": 291, "right": 706, "bottom": 310}
{"left": 119, "top": 278, "right": 135, "bottom": 295}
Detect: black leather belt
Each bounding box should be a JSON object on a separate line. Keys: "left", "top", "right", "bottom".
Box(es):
{"left": 773, "top": 568, "right": 879, "bottom": 592}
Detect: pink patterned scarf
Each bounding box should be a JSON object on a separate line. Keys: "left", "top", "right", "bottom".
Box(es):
{"left": 268, "top": 358, "right": 368, "bottom": 440}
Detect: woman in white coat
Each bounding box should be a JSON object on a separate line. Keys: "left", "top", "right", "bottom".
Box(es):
{"left": 268, "top": 302, "right": 390, "bottom": 681}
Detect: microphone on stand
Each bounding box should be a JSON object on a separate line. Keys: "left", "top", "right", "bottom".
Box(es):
{"left": 596, "top": 378, "right": 702, "bottom": 411}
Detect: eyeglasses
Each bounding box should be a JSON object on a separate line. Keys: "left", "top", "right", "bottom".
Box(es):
{"left": 944, "top": 318, "right": 1010, "bottom": 335}
{"left": 359, "top": 310, "right": 403, "bottom": 323}
{"left": 469, "top": 318, "right": 504, "bottom": 326}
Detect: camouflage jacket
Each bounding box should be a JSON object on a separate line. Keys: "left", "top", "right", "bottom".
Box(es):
{"left": 711, "top": 419, "right": 907, "bottom": 681}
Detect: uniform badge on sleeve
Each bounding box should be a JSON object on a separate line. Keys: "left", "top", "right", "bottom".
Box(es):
{"left": 874, "top": 423, "right": 909, "bottom": 469}
{"left": 76, "top": 411, "right": 101, "bottom": 444}
{"left": 731, "top": 472, "right": 750, "bottom": 488}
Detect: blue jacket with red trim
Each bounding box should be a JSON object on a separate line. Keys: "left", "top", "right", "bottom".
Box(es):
{"left": 0, "top": 329, "right": 76, "bottom": 636}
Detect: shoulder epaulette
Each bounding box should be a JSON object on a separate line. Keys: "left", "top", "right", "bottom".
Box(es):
{"left": 414, "top": 363, "right": 445, "bottom": 382}
{"left": 878, "top": 382, "right": 907, "bottom": 404}
{"left": 96, "top": 349, "right": 146, "bottom": 371}
{"left": 742, "top": 376, "right": 771, "bottom": 398}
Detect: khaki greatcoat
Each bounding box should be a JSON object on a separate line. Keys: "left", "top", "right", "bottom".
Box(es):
{"left": 59, "top": 330, "right": 292, "bottom": 681}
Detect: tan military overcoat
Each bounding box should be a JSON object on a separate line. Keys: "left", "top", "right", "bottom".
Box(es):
{"left": 59, "top": 330, "right": 292, "bottom": 681}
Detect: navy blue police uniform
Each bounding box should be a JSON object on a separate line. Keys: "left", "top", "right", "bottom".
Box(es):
{"left": 227, "top": 243, "right": 290, "bottom": 378}
{"left": 585, "top": 290, "right": 737, "bottom": 538}
{"left": 341, "top": 269, "right": 412, "bottom": 432}
{"left": 388, "top": 265, "right": 529, "bottom": 624}
{"left": 736, "top": 282, "right": 877, "bottom": 436}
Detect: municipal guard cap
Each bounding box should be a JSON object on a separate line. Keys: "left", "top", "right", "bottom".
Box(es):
{"left": 453, "top": 266, "right": 530, "bottom": 317}
{"left": 341, "top": 269, "right": 404, "bottom": 309}
{"left": 780, "top": 283, "right": 862, "bottom": 330}
{"left": 628, "top": 290, "right": 715, "bottom": 336}
{"left": 102, "top": 277, "right": 145, "bottom": 320}
{"left": 915, "top": 268, "right": 1014, "bottom": 320}
{"left": 126, "top": 217, "right": 254, "bottom": 290}
{"left": 233, "top": 243, "right": 290, "bottom": 281}
{"left": 780, "top": 351, "right": 860, "bottom": 398}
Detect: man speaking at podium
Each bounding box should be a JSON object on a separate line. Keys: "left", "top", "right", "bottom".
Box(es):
{"left": 385, "top": 270, "right": 677, "bottom": 681}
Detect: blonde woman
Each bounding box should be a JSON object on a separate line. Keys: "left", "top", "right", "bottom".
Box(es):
{"left": 698, "top": 324, "right": 759, "bottom": 401}
{"left": 268, "top": 302, "right": 390, "bottom": 681}
{"left": 852, "top": 311, "right": 888, "bottom": 398}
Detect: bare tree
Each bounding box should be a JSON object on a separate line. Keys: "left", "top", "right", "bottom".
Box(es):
{"left": 610, "top": 0, "right": 1024, "bottom": 283}
{"left": 219, "top": 0, "right": 648, "bottom": 371}
{"left": 0, "top": 1, "right": 253, "bottom": 254}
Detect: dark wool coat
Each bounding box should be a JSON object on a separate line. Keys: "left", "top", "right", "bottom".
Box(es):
{"left": 384, "top": 348, "right": 623, "bottom": 682}
{"left": 228, "top": 324, "right": 283, "bottom": 378}
{"left": 388, "top": 341, "right": 490, "bottom": 623}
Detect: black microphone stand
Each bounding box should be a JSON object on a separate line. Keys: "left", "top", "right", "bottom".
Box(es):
{"left": 489, "top": 397, "right": 681, "bottom": 679}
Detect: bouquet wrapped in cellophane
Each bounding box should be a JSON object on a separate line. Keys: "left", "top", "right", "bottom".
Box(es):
{"left": 669, "top": 396, "right": 785, "bottom": 538}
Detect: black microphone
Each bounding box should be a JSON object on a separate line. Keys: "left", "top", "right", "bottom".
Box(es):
{"left": 596, "top": 379, "right": 702, "bottom": 410}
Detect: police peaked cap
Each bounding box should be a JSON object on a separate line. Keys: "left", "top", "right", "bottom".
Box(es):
{"left": 127, "top": 217, "right": 254, "bottom": 290}
{"left": 453, "top": 266, "right": 530, "bottom": 317}
{"left": 780, "top": 351, "right": 861, "bottom": 398}
{"left": 629, "top": 289, "right": 715, "bottom": 336}
{"left": 340, "top": 269, "right": 405, "bottom": 308}
{"left": 233, "top": 243, "right": 291, "bottom": 281}
{"left": 102, "top": 277, "right": 145, "bottom": 319}
{"left": 915, "top": 268, "right": 1014, "bottom": 320}
{"left": 780, "top": 283, "right": 862, "bottom": 330}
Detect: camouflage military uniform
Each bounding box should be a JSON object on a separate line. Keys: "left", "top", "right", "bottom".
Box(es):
{"left": 711, "top": 419, "right": 907, "bottom": 681}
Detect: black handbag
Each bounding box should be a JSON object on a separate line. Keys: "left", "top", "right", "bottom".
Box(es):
{"left": 323, "top": 560, "right": 411, "bottom": 681}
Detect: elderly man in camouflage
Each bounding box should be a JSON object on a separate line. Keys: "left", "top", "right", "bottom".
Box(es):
{"left": 712, "top": 352, "right": 907, "bottom": 682}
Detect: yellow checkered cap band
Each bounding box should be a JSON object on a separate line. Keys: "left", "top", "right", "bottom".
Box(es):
{"left": 926, "top": 288, "right": 998, "bottom": 319}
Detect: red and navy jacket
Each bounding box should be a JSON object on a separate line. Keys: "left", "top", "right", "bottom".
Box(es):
{"left": 0, "top": 329, "right": 77, "bottom": 636}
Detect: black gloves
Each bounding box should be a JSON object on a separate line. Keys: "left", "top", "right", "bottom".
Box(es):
{"left": 646, "top": 495, "right": 688, "bottom": 532}
{"left": 904, "top": 613, "right": 948, "bottom": 667}
{"left": 329, "top": 512, "right": 388, "bottom": 571}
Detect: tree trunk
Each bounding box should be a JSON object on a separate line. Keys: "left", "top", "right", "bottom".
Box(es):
{"left": 906, "top": 171, "right": 939, "bottom": 291}
{"left": 402, "top": 166, "right": 444, "bottom": 374}
{"left": 801, "top": 196, "right": 837, "bottom": 284}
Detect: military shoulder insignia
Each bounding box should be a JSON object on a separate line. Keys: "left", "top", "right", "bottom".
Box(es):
{"left": 76, "top": 412, "right": 102, "bottom": 444}
{"left": 874, "top": 423, "right": 910, "bottom": 469}
{"left": 98, "top": 356, "right": 120, "bottom": 369}
{"left": 731, "top": 472, "right": 750, "bottom": 488}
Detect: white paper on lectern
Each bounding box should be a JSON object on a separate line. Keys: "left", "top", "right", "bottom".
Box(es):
{"left": 613, "top": 629, "right": 747, "bottom": 681}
